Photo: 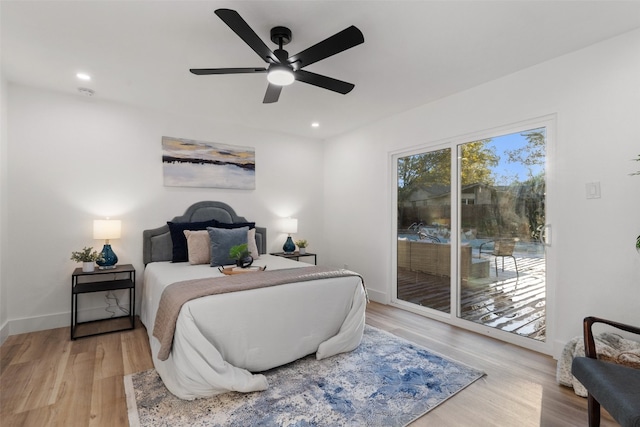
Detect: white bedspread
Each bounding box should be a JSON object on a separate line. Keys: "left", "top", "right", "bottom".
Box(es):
{"left": 140, "top": 255, "right": 367, "bottom": 400}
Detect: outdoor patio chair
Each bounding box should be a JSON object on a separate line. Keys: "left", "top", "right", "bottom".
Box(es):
{"left": 492, "top": 239, "right": 518, "bottom": 278}
{"left": 571, "top": 316, "right": 640, "bottom": 427}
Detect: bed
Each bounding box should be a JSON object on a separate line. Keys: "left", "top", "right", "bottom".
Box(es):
{"left": 140, "top": 201, "right": 367, "bottom": 400}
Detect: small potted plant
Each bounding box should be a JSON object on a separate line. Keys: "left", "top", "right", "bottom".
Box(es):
{"left": 229, "top": 243, "right": 253, "bottom": 268}
{"left": 70, "top": 246, "right": 103, "bottom": 272}
{"left": 295, "top": 239, "right": 309, "bottom": 255}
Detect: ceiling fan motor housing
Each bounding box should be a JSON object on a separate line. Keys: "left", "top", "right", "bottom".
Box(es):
{"left": 270, "top": 26, "right": 292, "bottom": 45}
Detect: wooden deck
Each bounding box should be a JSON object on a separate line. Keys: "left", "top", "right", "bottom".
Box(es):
{"left": 397, "top": 254, "right": 546, "bottom": 341}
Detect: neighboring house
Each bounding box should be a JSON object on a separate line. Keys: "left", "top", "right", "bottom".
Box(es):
{"left": 404, "top": 183, "right": 508, "bottom": 209}
{"left": 405, "top": 184, "right": 452, "bottom": 207}
{"left": 401, "top": 183, "right": 507, "bottom": 232}
{"left": 404, "top": 183, "right": 495, "bottom": 207}
{"left": 460, "top": 183, "right": 496, "bottom": 206}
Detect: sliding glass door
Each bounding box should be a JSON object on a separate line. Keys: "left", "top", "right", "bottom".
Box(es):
{"left": 397, "top": 148, "right": 452, "bottom": 314}
{"left": 458, "top": 129, "right": 547, "bottom": 341}
{"left": 394, "top": 122, "right": 549, "bottom": 348}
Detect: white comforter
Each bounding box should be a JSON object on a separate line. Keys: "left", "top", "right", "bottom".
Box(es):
{"left": 140, "top": 255, "right": 367, "bottom": 400}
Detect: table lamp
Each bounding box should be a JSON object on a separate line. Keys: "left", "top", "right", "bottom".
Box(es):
{"left": 94, "top": 219, "right": 121, "bottom": 269}
{"left": 281, "top": 218, "right": 298, "bottom": 254}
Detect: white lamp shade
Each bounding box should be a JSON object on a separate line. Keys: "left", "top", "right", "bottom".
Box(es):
{"left": 93, "top": 219, "right": 121, "bottom": 240}
{"left": 280, "top": 218, "right": 298, "bottom": 234}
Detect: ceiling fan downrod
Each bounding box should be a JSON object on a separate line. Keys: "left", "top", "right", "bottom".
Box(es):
{"left": 270, "top": 26, "right": 292, "bottom": 64}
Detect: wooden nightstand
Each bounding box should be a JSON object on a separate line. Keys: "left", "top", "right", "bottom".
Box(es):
{"left": 71, "top": 264, "right": 135, "bottom": 340}
{"left": 270, "top": 251, "right": 317, "bottom": 265}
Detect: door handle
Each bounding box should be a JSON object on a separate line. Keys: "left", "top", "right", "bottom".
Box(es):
{"left": 539, "top": 224, "right": 551, "bottom": 246}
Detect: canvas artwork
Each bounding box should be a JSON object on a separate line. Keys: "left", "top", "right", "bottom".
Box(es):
{"left": 162, "top": 136, "right": 255, "bottom": 189}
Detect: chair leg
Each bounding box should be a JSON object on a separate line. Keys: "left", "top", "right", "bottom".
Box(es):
{"left": 587, "top": 393, "right": 601, "bottom": 427}
{"left": 494, "top": 256, "right": 519, "bottom": 278}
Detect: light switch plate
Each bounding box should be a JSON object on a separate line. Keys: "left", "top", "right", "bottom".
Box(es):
{"left": 586, "top": 182, "right": 601, "bottom": 199}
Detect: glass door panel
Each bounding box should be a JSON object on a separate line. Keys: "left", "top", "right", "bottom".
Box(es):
{"left": 458, "top": 129, "right": 546, "bottom": 341}
{"left": 396, "top": 148, "right": 451, "bottom": 313}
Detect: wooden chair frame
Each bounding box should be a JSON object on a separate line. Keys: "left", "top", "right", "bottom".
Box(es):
{"left": 579, "top": 316, "right": 640, "bottom": 427}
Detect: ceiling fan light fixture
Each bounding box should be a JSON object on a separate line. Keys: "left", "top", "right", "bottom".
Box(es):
{"left": 267, "top": 65, "right": 295, "bottom": 86}
{"left": 191, "top": 9, "right": 364, "bottom": 103}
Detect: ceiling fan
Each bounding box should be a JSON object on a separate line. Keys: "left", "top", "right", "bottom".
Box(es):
{"left": 190, "top": 9, "right": 365, "bottom": 103}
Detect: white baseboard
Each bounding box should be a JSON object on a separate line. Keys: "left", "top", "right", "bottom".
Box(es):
{"left": 0, "top": 320, "right": 9, "bottom": 346}
{"left": 7, "top": 311, "right": 69, "bottom": 335}
{"left": 366, "top": 288, "right": 389, "bottom": 304}
{"left": 4, "top": 304, "right": 131, "bottom": 337}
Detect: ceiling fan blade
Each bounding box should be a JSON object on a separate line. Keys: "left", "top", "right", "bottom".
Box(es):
{"left": 288, "top": 26, "right": 364, "bottom": 69}
{"left": 215, "top": 9, "right": 278, "bottom": 63}
{"left": 263, "top": 83, "right": 282, "bottom": 103}
{"left": 294, "top": 70, "right": 355, "bottom": 94}
{"left": 190, "top": 68, "right": 267, "bottom": 75}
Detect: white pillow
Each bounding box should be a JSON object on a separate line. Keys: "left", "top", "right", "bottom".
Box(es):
{"left": 248, "top": 228, "right": 260, "bottom": 259}
{"left": 183, "top": 230, "right": 210, "bottom": 265}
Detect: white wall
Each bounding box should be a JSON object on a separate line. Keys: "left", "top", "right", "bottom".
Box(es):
{"left": 324, "top": 29, "right": 640, "bottom": 357}
{"left": 0, "top": 68, "right": 8, "bottom": 344}
{"left": 5, "top": 84, "right": 324, "bottom": 334}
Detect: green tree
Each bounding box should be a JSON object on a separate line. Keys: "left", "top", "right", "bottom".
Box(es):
{"left": 515, "top": 172, "right": 546, "bottom": 240}
{"left": 503, "top": 128, "right": 547, "bottom": 239}
{"left": 397, "top": 141, "right": 498, "bottom": 228}
{"left": 460, "top": 140, "right": 498, "bottom": 185}
{"left": 398, "top": 141, "right": 498, "bottom": 202}
{"left": 397, "top": 148, "right": 450, "bottom": 203}
{"left": 504, "top": 128, "right": 546, "bottom": 174}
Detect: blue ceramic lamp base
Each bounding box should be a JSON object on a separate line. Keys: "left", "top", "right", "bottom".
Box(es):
{"left": 283, "top": 236, "right": 295, "bottom": 254}
{"left": 97, "top": 243, "right": 118, "bottom": 270}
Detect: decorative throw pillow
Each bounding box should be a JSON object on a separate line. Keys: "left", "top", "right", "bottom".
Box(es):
{"left": 183, "top": 230, "right": 210, "bottom": 265}
{"left": 247, "top": 228, "right": 260, "bottom": 259}
{"left": 215, "top": 221, "right": 256, "bottom": 230}
{"left": 207, "top": 226, "right": 249, "bottom": 267}
{"left": 167, "top": 219, "right": 220, "bottom": 262}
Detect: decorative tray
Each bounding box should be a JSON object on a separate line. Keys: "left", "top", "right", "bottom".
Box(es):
{"left": 218, "top": 266, "right": 267, "bottom": 275}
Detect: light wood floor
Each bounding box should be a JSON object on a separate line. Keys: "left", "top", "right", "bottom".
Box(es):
{"left": 0, "top": 303, "right": 616, "bottom": 427}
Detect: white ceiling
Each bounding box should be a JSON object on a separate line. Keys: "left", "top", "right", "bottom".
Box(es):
{"left": 3, "top": 1, "right": 640, "bottom": 140}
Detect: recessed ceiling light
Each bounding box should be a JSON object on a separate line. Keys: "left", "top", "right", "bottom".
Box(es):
{"left": 311, "top": 122, "right": 320, "bottom": 128}
{"left": 76, "top": 72, "right": 91, "bottom": 81}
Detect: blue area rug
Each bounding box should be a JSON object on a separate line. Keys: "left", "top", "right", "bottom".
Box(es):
{"left": 125, "top": 326, "right": 485, "bottom": 427}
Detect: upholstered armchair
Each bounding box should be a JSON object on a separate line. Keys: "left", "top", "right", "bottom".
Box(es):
{"left": 571, "top": 316, "right": 640, "bottom": 427}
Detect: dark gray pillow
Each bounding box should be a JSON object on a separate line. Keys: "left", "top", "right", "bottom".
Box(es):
{"left": 207, "top": 226, "right": 249, "bottom": 267}
{"left": 167, "top": 219, "right": 220, "bottom": 262}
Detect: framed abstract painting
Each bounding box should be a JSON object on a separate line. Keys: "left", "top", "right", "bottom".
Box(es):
{"left": 162, "top": 136, "right": 255, "bottom": 189}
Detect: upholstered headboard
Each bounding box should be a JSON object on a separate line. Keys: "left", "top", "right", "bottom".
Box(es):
{"left": 143, "top": 201, "right": 267, "bottom": 265}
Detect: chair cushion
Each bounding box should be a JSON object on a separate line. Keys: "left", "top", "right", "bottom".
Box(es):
{"left": 572, "top": 357, "right": 640, "bottom": 427}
